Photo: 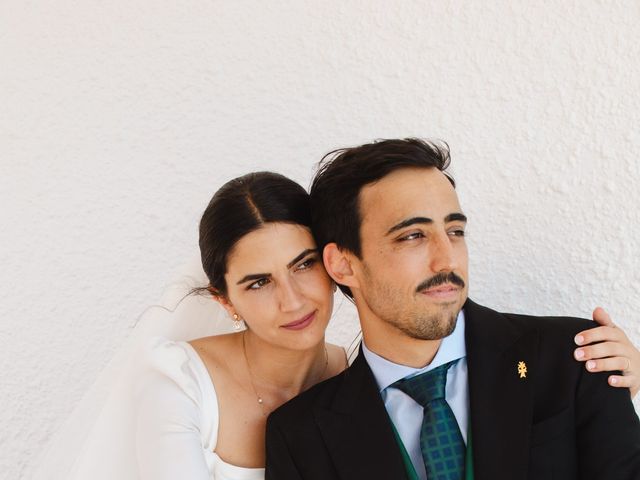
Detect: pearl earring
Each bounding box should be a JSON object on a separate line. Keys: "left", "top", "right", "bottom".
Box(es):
{"left": 232, "top": 313, "right": 244, "bottom": 330}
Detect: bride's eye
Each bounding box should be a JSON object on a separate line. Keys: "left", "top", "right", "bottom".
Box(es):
{"left": 296, "top": 257, "right": 318, "bottom": 271}
{"left": 247, "top": 277, "right": 270, "bottom": 290}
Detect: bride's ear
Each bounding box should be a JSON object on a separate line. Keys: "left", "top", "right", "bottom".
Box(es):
{"left": 208, "top": 286, "right": 236, "bottom": 317}
{"left": 323, "top": 243, "right": 360, "bottom": 291}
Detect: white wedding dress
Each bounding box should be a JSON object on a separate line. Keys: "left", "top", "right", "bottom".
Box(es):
{"left": 31, "top": 257, "right": 264, "bottom": 480}
{"left": 135, "top": 337, "right": 264, "bottom": 480}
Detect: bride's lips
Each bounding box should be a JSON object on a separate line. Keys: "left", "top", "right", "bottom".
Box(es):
{"left": 281, "top": 311, "right": 316, "bottom": 330}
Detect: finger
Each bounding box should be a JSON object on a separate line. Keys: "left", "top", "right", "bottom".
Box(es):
{"left": 608, "top": 375, "right": 637, "bottom": 389}
{"left": 574, "top": 341, "right": 629, "bottom": 362}
{"left": 575, "top": 325, "right": 626, "bottom": 346}
{"left": 592, "top": 306, "right": 615, "bottom": 327}
{"left": 582, "top": 356, "right": 630, "bottom": 373}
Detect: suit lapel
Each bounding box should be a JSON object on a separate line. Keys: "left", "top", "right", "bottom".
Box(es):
{"left": 311, "top": 300, "right": 537, "bottom": 479}
{"left": 314, "top": 352, "right": 409, "bottom": 480}
{"left": 464, "top": 300, "right": 536, "bottom": 480}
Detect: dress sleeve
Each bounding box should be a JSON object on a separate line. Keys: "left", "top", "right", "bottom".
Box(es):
{"left": 134, "top": 338, "right": 214, "bottom": 480}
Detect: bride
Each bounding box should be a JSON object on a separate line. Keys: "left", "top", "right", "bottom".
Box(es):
{"left": 33, "top": 171, "right": 640, "bottom": 480}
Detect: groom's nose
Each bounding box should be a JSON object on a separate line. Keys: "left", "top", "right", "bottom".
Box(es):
{"left": 429, "top": 231, "right": 457, "bottom": 273}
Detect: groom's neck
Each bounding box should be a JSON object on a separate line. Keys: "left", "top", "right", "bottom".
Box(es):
{"left": 361, "top": 323, "right": 443, "bottom": 368}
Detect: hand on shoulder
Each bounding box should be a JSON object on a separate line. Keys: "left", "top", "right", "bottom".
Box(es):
{"left": 574, "top": 307, "right": 640, "bottom": 398}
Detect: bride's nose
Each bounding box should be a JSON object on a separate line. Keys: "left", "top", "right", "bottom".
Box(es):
{"left": 277, "top": 277, "right": 304, "bottom": 312}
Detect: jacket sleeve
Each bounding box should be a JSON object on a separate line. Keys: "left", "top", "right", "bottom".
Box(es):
{"left": 265, "top": 415, "right": 303, "bottom": 480}
{"left": 576, "top": 366, "right": 640, "bottom": 479}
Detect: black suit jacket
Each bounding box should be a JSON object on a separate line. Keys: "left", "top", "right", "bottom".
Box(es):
{"left": 265, "top": 300, "right": 640, "bottom": 479}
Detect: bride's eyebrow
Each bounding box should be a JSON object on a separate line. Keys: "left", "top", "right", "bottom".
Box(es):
{"left": 236, "top": 249, "right": 318, "bottom": 285}
{"left": 237, "top": 273, "right": 270, "bottom": 285}
{"left": 286, "top": 248, "right": 318, "bottom": 269}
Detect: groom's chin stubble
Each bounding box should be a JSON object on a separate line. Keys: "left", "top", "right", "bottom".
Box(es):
{"left": 398, "top": 312, "right": 459, "bottom": 341}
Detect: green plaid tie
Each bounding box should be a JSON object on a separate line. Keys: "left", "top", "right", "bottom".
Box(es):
{"left": 391, "top": 360, "right": 465, "bottom": 480}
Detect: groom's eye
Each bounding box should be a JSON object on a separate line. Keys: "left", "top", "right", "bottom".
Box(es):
{"left": 398, "top": 232, "right": 424, "bottom": 241}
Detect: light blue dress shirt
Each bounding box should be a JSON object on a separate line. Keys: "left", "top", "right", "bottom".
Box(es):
{"left": 362, "top": 311, "right": 469, "bottom": 480}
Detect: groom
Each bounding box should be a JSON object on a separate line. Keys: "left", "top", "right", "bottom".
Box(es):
{"left": 265, "top": 138, "right": 640, "bottom": 479}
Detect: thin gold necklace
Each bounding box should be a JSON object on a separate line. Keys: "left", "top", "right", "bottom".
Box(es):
{"left": 241, "top": 331, "right": 328, "bottom": 410}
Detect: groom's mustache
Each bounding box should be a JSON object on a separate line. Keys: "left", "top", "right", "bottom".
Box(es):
{"left": 416, "top": 271, "right": 466, "bottom": 292}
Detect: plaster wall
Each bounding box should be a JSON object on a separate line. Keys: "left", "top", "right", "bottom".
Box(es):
{"left": 2, "top": 1, "right": 639, "bottom": 478}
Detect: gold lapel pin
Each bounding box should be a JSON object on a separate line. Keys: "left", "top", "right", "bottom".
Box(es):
{"left": 517, "top": 361, "right": 527, "bottom": 379}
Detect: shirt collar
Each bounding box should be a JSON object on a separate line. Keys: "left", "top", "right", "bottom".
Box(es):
{"left": 362, "top": 310, "right": 467, "bottom": 392}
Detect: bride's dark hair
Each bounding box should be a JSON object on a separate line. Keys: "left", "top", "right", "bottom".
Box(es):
{"left": 198, "top": 171, "right": 311, "bottom": 297}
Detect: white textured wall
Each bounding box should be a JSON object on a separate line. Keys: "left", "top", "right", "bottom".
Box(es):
{"left": 3, "top": 1, "right": 639, "bottom": 478}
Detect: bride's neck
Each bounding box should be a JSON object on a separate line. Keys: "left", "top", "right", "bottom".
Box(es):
{"left": 240, "top": 331, "right": 327, "bottom": 397}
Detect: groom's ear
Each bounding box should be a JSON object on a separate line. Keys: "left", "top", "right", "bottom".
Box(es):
{"left": 323, "top": 243, "right": 360, "bottom": 290}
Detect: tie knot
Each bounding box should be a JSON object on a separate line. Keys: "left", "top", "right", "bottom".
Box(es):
{"left": 391, "top": 359, "right": 457, "bottom": 407}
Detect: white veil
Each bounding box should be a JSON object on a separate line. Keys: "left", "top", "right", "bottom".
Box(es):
{"left": 31, "top": 256, "right": 236, "bottom": 480}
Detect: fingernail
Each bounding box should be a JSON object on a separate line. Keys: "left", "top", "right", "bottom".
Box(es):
{"left": 610, "top": 376, "right": 618, "bottom": 385}
{"left": 575, "top": 335, "right": 584, "bottom": 345}
{"left": 587, "top": 361, "right": 596, "bottom": 370}
{"left": 575, "top": 349, "right": 585, "bottom": 359}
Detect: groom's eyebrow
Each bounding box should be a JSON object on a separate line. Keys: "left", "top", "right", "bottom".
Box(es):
{"left": 386, "top": 212, "right": 468, "bottom": 236}
{"left": 445, "top": 212, "right": 468, "bottom": 223}
{"left": 236, "top": 248, "right": 318, "bottom": 285}
{"left": 386, "top": 217, "right": 433, "bottom": 235}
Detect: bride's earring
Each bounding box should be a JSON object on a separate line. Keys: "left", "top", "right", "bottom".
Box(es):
{"left": 232, "top": 313, "right": 244, "bottom": 330}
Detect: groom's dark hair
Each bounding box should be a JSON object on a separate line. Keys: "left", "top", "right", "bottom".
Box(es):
{"left": 310, "top": 138, "right": 454, "bottom": 298}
